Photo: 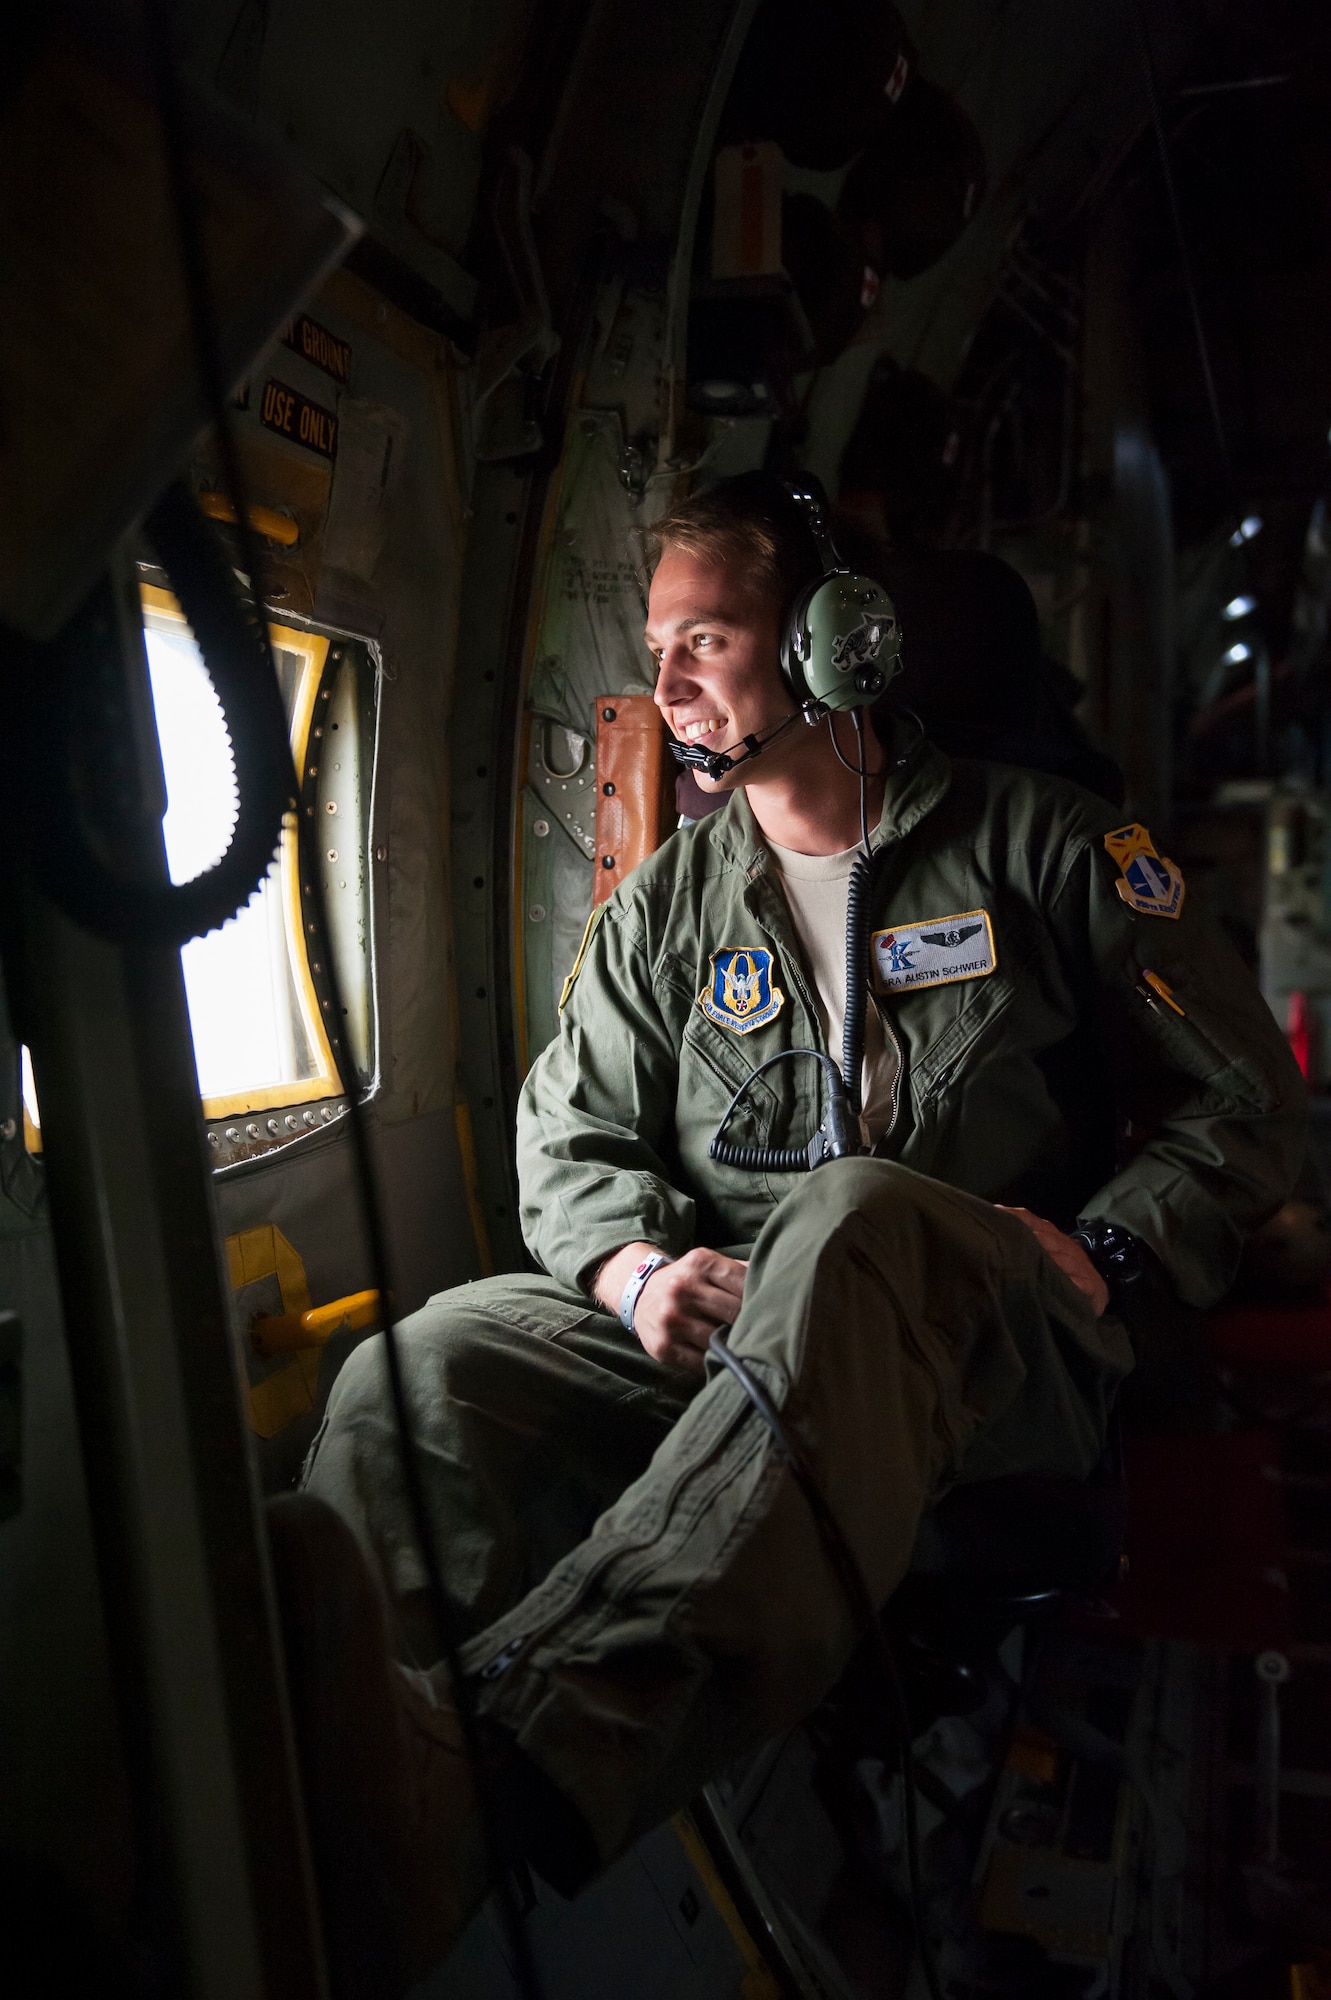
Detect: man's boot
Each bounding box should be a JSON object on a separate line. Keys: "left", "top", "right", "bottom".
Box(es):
{"left": 267, "top": 1493, "right": 491, "bottom": 2000}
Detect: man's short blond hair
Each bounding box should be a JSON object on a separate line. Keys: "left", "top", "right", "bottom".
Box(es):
{"left": 644, "top": 473, "right": 821, "bottom": 611}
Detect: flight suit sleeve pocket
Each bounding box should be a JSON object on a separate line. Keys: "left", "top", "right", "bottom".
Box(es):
{"left": 1127, "top": 971, "right": 1280, "bottom": 1115}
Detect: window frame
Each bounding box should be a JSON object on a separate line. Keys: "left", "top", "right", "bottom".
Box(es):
{"left": 140, "top": 583, "right": 344, "bottom": 1122}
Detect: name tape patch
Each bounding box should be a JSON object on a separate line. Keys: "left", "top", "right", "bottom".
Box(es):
{"left": 699, "top": 946, "right": 785, "bottom": 1034}
{"left": 871, "top": 909, "right": 997, "bottom": 994}
{"left": 1104, "top": 823, "right": 1185, "bottom": 919}
{"left": 259, "top": 377, "right": 338, "bottom": 459}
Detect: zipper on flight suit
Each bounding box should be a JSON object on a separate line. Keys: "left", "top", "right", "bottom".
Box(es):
{"left": 869, "top": 992, "right": 905, "bottom": 1148}
{"left": 472, "top": 1366, "right": 772, "bottom": 1676}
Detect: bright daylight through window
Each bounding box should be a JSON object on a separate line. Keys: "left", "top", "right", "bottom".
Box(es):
{"left": 141, "top": 587, "right": 348, "bottom": 1121}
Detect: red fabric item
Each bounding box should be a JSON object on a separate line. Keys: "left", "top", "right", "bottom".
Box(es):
{"left": 1103, "top": 1429, "right": 1292, "bottom": 1649}
{"left": 1287, "top": 988, "right": 1313, "bottom": 1080}
{"left": 1208, "top": 1303, "right": 1331, "bottom": 1371}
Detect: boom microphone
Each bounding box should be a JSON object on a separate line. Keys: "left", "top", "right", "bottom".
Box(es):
{"left": 667, "top": 707, "right": 807, "bottom": 781}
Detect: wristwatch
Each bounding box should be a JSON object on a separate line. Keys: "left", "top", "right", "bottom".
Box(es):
{"left": 1068, "top": 1222, "right": 1146, "bottom": 1302}
{"left": 619, "top": 1251, "right": 675, "bottom": 1332}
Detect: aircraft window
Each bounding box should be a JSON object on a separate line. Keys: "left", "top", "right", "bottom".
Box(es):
{"left": 140, "top": 585, "right": 375, "bottom": 1128}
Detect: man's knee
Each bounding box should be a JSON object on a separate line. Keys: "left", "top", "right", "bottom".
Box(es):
{"left": 320, "top": 1286, "right": 486, "bottom": 1434}
{"left": 759, "top": 1156, "right": 996, "bottom": 1261}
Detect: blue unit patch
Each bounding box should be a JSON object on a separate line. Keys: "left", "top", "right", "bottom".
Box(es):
{"left": 699, "top": 947, "right": 785, "bottom": 1035}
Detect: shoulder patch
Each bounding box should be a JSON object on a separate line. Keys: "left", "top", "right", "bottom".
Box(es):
{"left": 871, "top": 909, "right": 996, "bottom": 994}
{"left": 1104, "top": 823, "right": 1185, "bottom": 920}
{"left": 558, "top": 904, "right": 608, "bottom": 1014}
{"left": 698, "top": 947, "right": 785, "bottom": 1034}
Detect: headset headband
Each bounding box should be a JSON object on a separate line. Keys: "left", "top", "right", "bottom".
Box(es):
{"left": 780, "top": 477, "right": 845, "bottom": 577}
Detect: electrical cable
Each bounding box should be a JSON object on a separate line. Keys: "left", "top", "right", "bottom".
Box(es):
{"left": 706, "top": 1330, "right": 947, "bottom": 2000}
{"left": 709, "top": 699, "right": 896, "bottom": 1166}
{"left": 709, "top": 1046, "right": 857, "bottom": 1173}
{"left": 853, "top": 711, "right": 871, "bottom": 862}
{"left": 840, "top": 849, "right": 884, "bottom": 1122}
{"left": 825, "top": 710, "right": 873, "bottom": 862}
{"left": 140, "top": 8, "right": 545, "bottom": 1995}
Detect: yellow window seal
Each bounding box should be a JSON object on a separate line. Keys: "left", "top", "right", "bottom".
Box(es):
{"left": 1142, "top": 969, "right": 1185, "bottom": 1016}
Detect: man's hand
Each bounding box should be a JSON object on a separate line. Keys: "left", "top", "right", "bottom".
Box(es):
{"left": 996, "top": 1207, "right": 1109, "bottom": 1317}
{"left": 594, "top": 1242, "right": 748, "bottom": 1373}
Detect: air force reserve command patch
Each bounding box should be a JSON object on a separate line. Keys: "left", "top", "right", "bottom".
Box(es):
{"left": 1104, "top": 823, "right": 1185, "bottom": 919}
{"left": 699, "top": 947, "right": 785, "bottom": 1034}
{"left": 870, "top": 910, "right": 997, "bottom": 994}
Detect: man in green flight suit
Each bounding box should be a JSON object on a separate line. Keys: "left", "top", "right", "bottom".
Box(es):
{"left": 284, "top": 475, "right": 1305, "bottom": 1995}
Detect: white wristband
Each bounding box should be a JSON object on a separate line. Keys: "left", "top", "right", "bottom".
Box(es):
{"left": 618, "top": 1251, "right": 674, "bottom": 1332}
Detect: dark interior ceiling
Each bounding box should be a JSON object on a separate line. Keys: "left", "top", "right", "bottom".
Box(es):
{"left": 1128, "top": 0, "right": 1331, "bottom": 659}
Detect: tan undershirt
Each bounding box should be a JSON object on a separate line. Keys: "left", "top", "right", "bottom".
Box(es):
{"left": 765, "top": 838, "right": 898, "bottom": 1147}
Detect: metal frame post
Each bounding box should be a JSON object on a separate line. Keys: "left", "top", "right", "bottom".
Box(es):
{"left": 1, "top": 566, "right": 328, "bottom": 1999}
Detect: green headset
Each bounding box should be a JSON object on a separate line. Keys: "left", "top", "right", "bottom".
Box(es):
{"left": 778, "top": 476, "right": 902, "bottom": 713}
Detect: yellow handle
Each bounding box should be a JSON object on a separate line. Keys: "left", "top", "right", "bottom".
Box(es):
{"left": 251, "top": 1288, "right": 381, "bottom": 1356}
{"left": 197, "top": 490, "right": 301, "bottom": 548}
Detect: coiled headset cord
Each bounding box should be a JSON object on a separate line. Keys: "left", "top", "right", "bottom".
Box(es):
{"left": 708, "top": 707, "right": 925, "bottom": 1176}
{"left": 707, "top": 1329, "right": 946, "bottom": 2000}
{"left": 708, "top": 842, "right": 886, "bottom": 1175}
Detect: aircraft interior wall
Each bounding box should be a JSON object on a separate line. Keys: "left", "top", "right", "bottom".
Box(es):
{"left": 4, "top": 0, "right": 1331, "bottom": 1994}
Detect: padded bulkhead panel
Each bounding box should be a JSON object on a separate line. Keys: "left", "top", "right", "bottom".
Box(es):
{"left": 518, "top": 403, "right": 670, "bottom": 1057}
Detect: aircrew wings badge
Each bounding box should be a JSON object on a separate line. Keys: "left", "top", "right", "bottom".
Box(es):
{"left": 1103, "top": 824, "right": 1185, "bottom": 919}
{"left": 699, "top": 947, "right": 784, "bottom": 1034}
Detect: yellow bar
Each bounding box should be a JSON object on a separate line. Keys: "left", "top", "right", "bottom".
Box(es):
{"left": 670, "top": 1814, "right": 782, "bottom": 2000}
{"left": 197, "top": 489, "right": 300, "bottom": 547}
{"left": 251, "top": 1288, "right": 380, "bottom": 1356}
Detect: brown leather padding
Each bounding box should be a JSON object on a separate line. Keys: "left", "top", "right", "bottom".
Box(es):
{"left": 593, "top": 695, "right": 677, "bottom": 904}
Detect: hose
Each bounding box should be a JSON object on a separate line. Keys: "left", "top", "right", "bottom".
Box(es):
{"left": 16, "top": 483, "right": 293, "bottom": 948}
{"left": 709, "top": 1047, "right": 859, "bottom": 1173}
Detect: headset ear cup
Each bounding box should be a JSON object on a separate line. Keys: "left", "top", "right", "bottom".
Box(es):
{"left": 780, "top": 577, "right": 823, "bottom": 703}
{"left": 798, "top": 572, "right": 902, "bottom": 711}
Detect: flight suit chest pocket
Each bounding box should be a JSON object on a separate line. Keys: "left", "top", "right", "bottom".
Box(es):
{"left": 908, "top": 969, "right": 1021, "bottom": 1108}
{"left": 681, "top": 1010, "right": 781, "bottom": 1116}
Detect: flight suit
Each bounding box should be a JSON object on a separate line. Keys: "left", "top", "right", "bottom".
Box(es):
{"left": 305, "top": 737, "right": 1304, "bottom": 1863}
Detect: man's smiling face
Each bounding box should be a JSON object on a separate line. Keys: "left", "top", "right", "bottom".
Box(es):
{"left": 645, "top": 547, "right": 790, "bottom": 792}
